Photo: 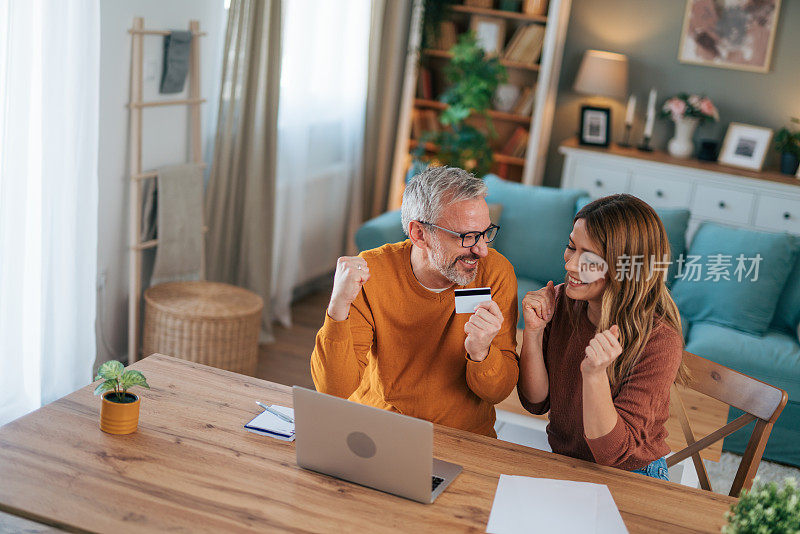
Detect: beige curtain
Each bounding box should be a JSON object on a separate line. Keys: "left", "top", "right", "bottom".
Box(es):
{"left": 205, "top": 0, "right": 282, "bottom": 338}
{"left": 360, "top": 0, "right": 412, "bottom": 221}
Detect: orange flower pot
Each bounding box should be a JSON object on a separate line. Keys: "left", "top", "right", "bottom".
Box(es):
{"left": 100, "top": 392, "right": 140, "bottom": 434}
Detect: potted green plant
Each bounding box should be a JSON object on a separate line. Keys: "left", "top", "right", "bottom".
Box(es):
{"left": 723, "top": 478, "right": 800, "bottom": 533}
{"left": 774, "top": 118, "right": 800, "bottom": 175}
{"left": 94, "top": 360, "right": 150, "bottom": 435}
{"left": 413, "top": 32, "right": 508, "bottom": 177}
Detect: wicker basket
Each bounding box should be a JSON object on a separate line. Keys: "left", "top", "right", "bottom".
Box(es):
{"left": 143, "top": 281, "right": 263, "bottom": 375}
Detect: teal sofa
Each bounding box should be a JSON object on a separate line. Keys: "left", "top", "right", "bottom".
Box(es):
{"left": 355, "top": 174, "right": 800, "bottom": 467}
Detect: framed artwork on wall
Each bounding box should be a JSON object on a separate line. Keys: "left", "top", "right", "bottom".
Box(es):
{"left": 718, "top": 122, "right": 773, "bottom": 171}
{"left": 678, "top": 0, "right": 782, "bottom": 73}
{"left": 579, "top": 106, "right": 611, "bottom": 147}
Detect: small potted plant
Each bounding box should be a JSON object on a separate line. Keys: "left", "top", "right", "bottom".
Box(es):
{"left": 94, "top": 360, "right": 150, "bottom": 435}
{"left": 723, "top": 478, "right": 800, "bottom": 533}
{"left": 660, "top": 93, "right": 719, "bottom": 158}
{"left": 774, "top": 118, "right": 800, "bottom": 175}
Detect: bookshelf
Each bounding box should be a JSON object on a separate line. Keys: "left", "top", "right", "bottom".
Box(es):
{"left": 389, "top": 0, "right": 572, "bottom": 207}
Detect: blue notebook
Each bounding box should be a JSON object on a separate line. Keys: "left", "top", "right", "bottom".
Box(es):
{"left": 244, "top": 405, "right": 295, "bottom": 442}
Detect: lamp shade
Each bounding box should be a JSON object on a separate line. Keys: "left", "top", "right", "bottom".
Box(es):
{"left": 573, "top": 50, "right": 628, "bottom": 99}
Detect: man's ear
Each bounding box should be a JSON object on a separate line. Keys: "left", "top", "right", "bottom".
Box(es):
{"left": 408, "top": 220, "right": 428, "bottom": 249}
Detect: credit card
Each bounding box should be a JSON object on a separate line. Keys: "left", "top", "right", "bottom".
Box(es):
{"left": 454, "top": 287, "right": 492, "bottom": 314}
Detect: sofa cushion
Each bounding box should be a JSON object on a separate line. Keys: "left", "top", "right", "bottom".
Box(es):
{"left": 771, "top": 236, "right": 800, "bottom": 334}
{"left": 657, "top": 209, "right": 690, "bottom": 286}
{"left": 685, "top": 321, "right": 800, "bottom": 401}
{"left": 516, "top": 277, "right": 545, "bottom": 329}
{"left": 484, "top": 174, "right": 587, "bottom": 284}
{"left": 671, "top": 222, "right": 798, "bottom": 336}
{"left": 355, "top": 210, "right": 405, "bottom": 252}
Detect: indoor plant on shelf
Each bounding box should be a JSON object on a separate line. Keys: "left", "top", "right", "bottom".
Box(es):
{"left": 94, "top": 360, "right": 150, "bottom": 435}
{"left": 413, "top": 32, "right": 508, "bottom": 177}
{"left": 660, "top": 93, "right": 719, "bottom": 159}
{"left": 774, "top": 118, "right": 800, "bottom": 175}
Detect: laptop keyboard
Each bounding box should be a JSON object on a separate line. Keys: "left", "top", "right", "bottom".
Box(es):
{"left": 432, "top": 476, "right": 445, "bottom": 492}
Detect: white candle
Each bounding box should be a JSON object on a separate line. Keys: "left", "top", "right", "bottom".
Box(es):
{"left": 643, "top": 88, "right": 657, "bottom": 138}
{"left": 625, "top": 95, "right": 636, "bottom": 126}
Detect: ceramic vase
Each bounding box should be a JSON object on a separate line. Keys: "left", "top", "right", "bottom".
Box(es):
{"left": 668, "top": 117, "right": 699, "bottom": 159}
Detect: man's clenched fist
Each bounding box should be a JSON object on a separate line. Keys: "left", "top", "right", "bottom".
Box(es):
{"left": 327, "top": 256, "right": 371, "bottom": 321}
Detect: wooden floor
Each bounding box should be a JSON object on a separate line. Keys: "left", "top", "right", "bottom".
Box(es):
{"left": 255, "top": 286, "right": 329, "bottom": 390}
{"left": 256, "top": 285, "right": 729, "bottom": 462}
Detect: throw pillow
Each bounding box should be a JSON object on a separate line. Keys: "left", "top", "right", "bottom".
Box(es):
{"left": 671, "top": 222, "right": 799, "bottom": 336}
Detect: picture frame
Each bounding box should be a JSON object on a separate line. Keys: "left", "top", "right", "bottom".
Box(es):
{"left": 469, "top": 16, "right": 506, "bottom": 56}
{"left": 579, "top": 106, "right": 611, "bottom": 147}
{"left": 718, "top": 122, "right": 773, "bottom": 171}
{"left": 678, "top": 0, "right": 782, "bottom": 73}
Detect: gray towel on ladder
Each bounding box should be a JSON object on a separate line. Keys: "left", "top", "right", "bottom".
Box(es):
{"left": 160, "top": 31, "right": 192, "bottom": 94}
{"left": 151, "top": 164, "right": 204, "bottom": 284}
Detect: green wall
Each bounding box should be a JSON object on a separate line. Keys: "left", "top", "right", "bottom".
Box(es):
{"left": 543, "top": 0, "right": 800, "bottom": 187}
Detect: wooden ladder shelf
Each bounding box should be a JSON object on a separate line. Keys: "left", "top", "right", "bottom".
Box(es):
{"left": 127, "top": 17, "right": 207, "bottom": 364}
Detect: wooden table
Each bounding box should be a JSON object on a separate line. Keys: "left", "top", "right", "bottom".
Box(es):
{"left": 0, "top": 355, "right": 736, "bottom": 533}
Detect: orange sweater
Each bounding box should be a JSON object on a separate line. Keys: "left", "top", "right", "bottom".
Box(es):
{"left": 311, "top": 240, "right": 519, "bottom": 437}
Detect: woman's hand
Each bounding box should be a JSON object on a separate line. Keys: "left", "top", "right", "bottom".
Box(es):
{"left": 521, "top": 281, "right": 556, "bottom": 334}
{"left": 580, "top": 324, "right": 622, "bottom": 377}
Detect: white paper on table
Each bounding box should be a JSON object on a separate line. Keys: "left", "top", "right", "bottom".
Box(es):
{"left": 485, "top": 476, "right": 627, "bottom": 534}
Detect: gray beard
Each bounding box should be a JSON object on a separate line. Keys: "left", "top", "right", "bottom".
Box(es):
{"left": 429, "top": 236, "right": 478, "bottom": 286}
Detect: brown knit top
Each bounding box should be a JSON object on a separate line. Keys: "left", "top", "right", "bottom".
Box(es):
{"left": 518, "top": 284, "right": 683, "bottom": 470}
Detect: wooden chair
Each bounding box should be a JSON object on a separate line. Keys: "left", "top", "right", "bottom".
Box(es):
{"left": 667, "top": 351, "right": 788, "bottom": 497}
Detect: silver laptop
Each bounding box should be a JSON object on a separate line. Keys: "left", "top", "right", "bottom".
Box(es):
{"left": 293, "top": 386, "right": 462, "bottom": 504}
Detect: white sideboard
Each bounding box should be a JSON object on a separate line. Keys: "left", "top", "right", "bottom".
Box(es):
{"left": 559, "top": 138, "right": 800, "bottom": 240}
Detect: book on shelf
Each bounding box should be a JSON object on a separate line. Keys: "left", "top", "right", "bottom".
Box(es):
{"left": 496, "top": 126, "right": 529, "bottom": 177}
{"left": 512, "top": 86, "right": 536, "bottom": 116}
{"left": 503, "top": 24, "right": 545, "bottom": 65}
{"left": 411, "top": 109, "right": 439, "bottom": 139}
{"left": 417, "top": 67, "right": 434, "bottom": 100}
{"left": 436, "top": 21, "right": 458, "bottom": 51}
{"left": 502, "top": 126, "right": 529, "bottom": 157}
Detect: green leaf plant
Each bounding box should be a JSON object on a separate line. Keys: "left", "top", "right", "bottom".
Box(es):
{"left": 774, "top": 118, "right": 800, "bottom": 157}
{"left": 413, "top": 32, "right": 508, "bottom": 178}
{"left": 93, "top": 360, "right": 150, "bottom": 403}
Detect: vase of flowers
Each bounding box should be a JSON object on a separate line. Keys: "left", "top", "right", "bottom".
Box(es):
{"left": 660, "top": 93, "right": 719, "bottom": 159}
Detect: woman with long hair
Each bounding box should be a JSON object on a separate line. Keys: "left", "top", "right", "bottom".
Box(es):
{"left": 517, "top": 194, "right": 687, "bottom": 480}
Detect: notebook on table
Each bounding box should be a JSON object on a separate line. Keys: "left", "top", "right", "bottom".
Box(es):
{"left": 244, "top": 405, "right": 295, "bottom": 442}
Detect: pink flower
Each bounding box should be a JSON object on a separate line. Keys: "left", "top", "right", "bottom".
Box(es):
{"left": 699, "top": 97, "right": 718, "bottom": 120}
{"left": 665, "top": 98, "right": 687, "bottom": 120}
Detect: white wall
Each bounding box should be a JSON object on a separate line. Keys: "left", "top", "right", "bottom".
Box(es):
{"left": 96, "top": 0, "right": 226, "bottom": 367}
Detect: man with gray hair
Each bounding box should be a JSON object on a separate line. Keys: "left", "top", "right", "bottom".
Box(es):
{"left": 311, "top": 166, "right": 519, "bottom": 437}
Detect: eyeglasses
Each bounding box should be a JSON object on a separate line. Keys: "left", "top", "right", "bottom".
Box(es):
{"left": 419, "top": 221, "right": 500, "bottom": 248}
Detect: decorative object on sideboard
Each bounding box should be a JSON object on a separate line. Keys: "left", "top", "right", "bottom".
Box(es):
{"left": 579, "top": 106, "right": 611, "bottom": 147}
{"left": 639, "top": 88, "right": 657, "bottom": 152}
{"left": 697, "top": 139, "right": 719, "bottom": 162}
{"left": 94, "top": 360, "right": 150, "bottom": 435}
{"left": 572, "top": 49, "right": 628, "bottom": 147}
{"left": 619, "top": 94, "right": 636, "bottom": 147}
{"left": 774, "top": 118, "right": 800, "bottom": 175}
{"left": 660, "top": 93, "right": 719, "bottom": 159}
{"left": 470, "top": 15, "right": 506, "bottom": 56}
{"left": 718, "top": 122, "right": 774, "bottom": 171}
{"left": 679, "top": 0, "right": 782, "bottom": 73}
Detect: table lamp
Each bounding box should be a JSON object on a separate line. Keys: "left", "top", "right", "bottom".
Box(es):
{"left": 573, "top": 50, "right": 628, "bottom": 147}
